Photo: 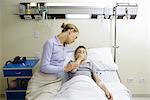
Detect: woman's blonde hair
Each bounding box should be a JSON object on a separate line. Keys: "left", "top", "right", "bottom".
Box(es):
{"left": 61, "top": 23, "right": 79, "bottom": 33}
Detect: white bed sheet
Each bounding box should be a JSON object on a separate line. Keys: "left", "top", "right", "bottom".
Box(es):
{"left": 96, "top": 70, "right": 121, "bottom": 82}
{"left": 97, "top": 70, "right": 132, "bottom": 99}
{"left": 96, "top": 70, "right": 132, "bottom": 99}
{"left": 55, "top": 75, "right": 131, "bottom": 100}
{"left": 106, "top": 82, "right": 131, "bottom": 100}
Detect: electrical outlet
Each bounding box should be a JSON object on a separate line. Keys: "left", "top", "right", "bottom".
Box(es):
{"left": 127, "top": 77, "right": 134, "bottom": 83}
{"left": 139, "top": 77, "right": 145, "bottom": 83}
{"left": 34, "top": 31, "right": 40, "bottom": 38}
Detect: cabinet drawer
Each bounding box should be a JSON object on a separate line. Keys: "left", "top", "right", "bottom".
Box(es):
{"left": 3, "top": 69, "right": 32, "bottom": 77}
{"left": 6, "top": 90, "right": 26, "bottom": 100}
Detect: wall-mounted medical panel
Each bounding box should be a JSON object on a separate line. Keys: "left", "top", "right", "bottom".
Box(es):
{"left": 17, "top": 2, "right": 138, "bottom": 20}
{"left": 18, "top": 2, "right": 110, "bottom": 20}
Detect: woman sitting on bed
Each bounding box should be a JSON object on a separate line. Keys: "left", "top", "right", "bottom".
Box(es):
{"left": 64, "top": 46, "right": 113, "bottom": 100}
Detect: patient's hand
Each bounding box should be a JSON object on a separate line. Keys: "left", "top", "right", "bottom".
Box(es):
{"left": 77, "top": 54, "right": 85, "bottom": 61}
{"left": 106, "top": 92, "right": 113, "bottom": 100}
{"left": 64, "top": 63, "right": 79, "bottom": 72}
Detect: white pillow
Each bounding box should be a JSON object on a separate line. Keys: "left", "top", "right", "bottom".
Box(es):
{"left": 64, "top": 47, "right": 118, "bottom": 70}
{"left": 88, "top": 47, "right": 118, "bottom": 70}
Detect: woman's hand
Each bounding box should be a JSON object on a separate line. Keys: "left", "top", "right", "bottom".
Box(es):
{"left": 64, "top": 63, "right": 79, "bottom": 72}
{"left": 64, "top": 54, "right": 86, "bottom": 72}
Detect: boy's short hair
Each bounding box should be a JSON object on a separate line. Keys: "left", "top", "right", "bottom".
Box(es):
{"left": 74, "top": 46, "right": 87, "bottom": 56}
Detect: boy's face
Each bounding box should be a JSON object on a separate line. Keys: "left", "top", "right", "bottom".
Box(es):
{"left": 75, "top": 48, "right": 87, "bottom": 59}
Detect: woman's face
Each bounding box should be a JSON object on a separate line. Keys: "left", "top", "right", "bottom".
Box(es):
{"left": 75, "top": 48, "right": 87, "bottom": 60}
{"left": 66, "top": 30, "right": 78, "bottom": 44}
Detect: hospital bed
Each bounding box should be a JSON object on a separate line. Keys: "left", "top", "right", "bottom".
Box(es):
{"left": 55, "top": 47, "right": 132, "bottom": 100}
{"left": 26, "top": 47, "right": 132, "bottom": 100}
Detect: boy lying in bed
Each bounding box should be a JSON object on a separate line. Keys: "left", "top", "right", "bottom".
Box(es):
{"left": 64, "top": 46, "right": 113, "bottom": 100}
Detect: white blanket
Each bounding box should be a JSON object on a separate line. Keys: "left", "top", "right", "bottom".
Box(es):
{"left": 55, "top": 75, "right": 131, "bottom": 100}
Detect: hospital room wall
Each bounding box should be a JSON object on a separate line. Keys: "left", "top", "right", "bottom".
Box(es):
{"left": 147, "top": 1, "right": 150, "bottom": 94}
{"left": 0, "top": 1, "right": 2, "bottom": 66}
{"left": 116, "top": 0, "right": 150, "bottom": 95}
{"left": 146, "top": 0, "right": 150, "bottom": 94}
{"left": 0, "top": 0, "right": 150, "bottom": 95}
{"left": 0, "top": 0, "right": 3, "bottom": 95}
{"left": 141, "top": 0, "right": 150, "bottom": 94}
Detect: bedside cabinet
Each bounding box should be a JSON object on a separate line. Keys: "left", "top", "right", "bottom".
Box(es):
{"left": 3, "top": 57, "right": 39, "bottom": 100}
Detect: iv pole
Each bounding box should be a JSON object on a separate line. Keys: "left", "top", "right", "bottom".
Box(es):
{"left": 113, "top": 3, "right": 137, "bottom": 63}
{"left": 113, "top": 4, "right": 119, "bottom": 63}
